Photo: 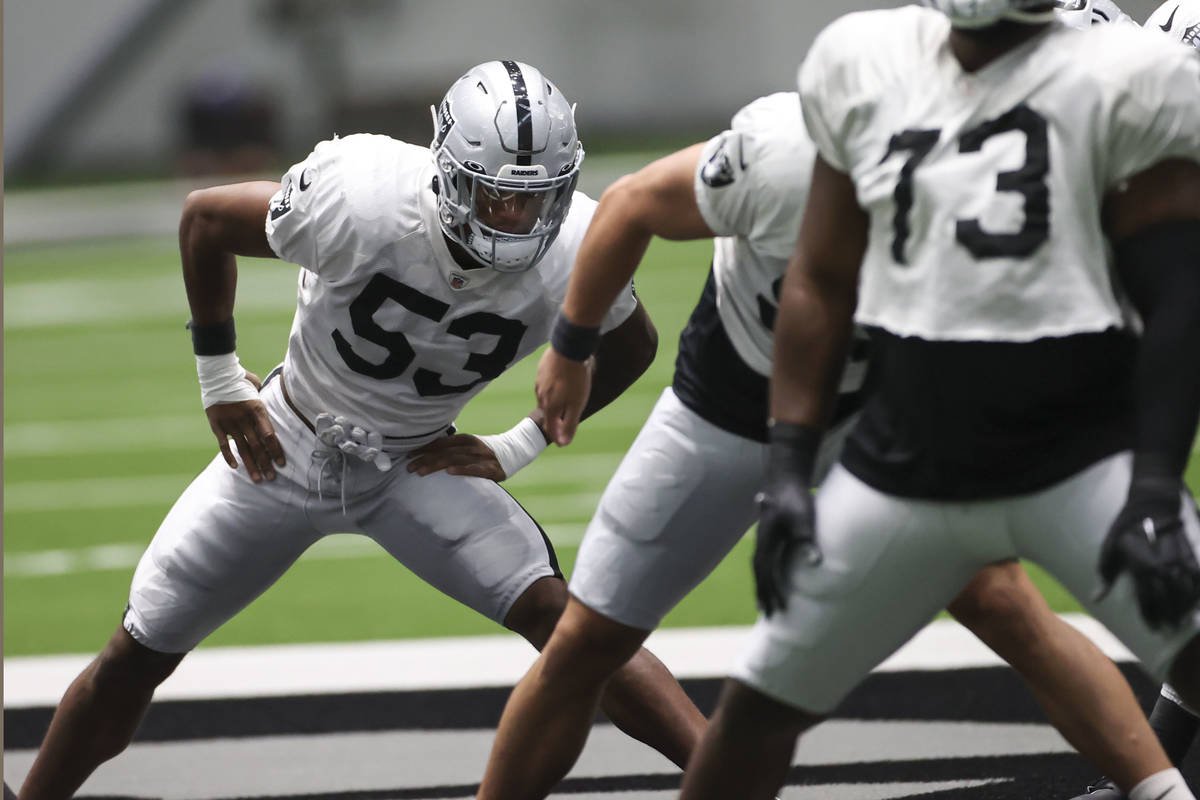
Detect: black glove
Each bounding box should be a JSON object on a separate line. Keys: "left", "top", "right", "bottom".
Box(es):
{"left": 754, "top": 422, "right": 823, "bottom": 617}
{"left": 1096, "top": 474, "right": 1200, "bottom": 630}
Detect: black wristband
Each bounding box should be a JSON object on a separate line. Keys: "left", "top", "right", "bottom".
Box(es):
{"left": 767, "top": 420, "right": 822, "bottom": 486}
{"left": 551, "top": 311, "right": 601, "bottom": 362}
{"left": 188, "top": 318, "right": 237, "bottom": 356}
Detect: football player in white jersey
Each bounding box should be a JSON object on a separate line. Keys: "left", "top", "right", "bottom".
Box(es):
{"left": 1070, "top": 4, "right": 1200, "bottom": 797}
{"left": 473, "top": 91, "right": 1186, "bottom": 799}
{"left": 16, "top": 61, "right": 711, "bottom": 800}
{"left": 673, "top": 4, "right": 1200, "bottom": 800}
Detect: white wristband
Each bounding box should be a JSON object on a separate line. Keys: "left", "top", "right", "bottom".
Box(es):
{"left": 196, "top": 352, "right": 259, "bottom": 409}
{"left": 477, "top": 417, "right": 549, "bottom": 479}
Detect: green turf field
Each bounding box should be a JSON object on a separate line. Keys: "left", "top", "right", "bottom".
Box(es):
{"left": 5, "top": 234, "right": 1200, "bottom": 657}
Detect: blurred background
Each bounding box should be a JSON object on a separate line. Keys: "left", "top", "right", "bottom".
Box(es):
{"left": 3, "top": 0, "right": 1184, "bottom": 659}
{"left": 3, "top": 0, "right": 1169, "bottom": 236}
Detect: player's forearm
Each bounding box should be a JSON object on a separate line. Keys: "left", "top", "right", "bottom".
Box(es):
{"left": 562, "top": 148, "right": 712, "bottom": 328}
{"left": 1117, "top": 219, "right": 1200, "bottom": 480}
{"left": 561, "top": 184, "right": 657, "bottom": 329}
{"left": 770, "top": 155, "right": 867, "bottom": 430}
{"left": 180, "top": 200, "right": 240, "bottom": 324}
{"left": 180, "top": 184, "right": 280, "bottom": 326}
{"left": 179, "top": 183, "right": 280, "bottom": 324}
{"left": 580, "top": 302, "right": 658, "bottom": 421}
{"left": 768, "top": 268, "right": 854, "bottom": 430}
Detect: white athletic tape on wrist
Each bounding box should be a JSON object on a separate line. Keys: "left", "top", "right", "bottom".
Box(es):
{"left": 477, "top": 417, "right": 549, "bottom": 479}
{"left": 196, "top": 353, "right": 259, "bottom": 409}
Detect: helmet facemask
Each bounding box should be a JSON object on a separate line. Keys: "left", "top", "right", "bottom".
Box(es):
{"left": 433, "top": 142, "right": 582, "bottom": 273}
{"left": 430, "top": 60, "right": 584, "bottom": 274}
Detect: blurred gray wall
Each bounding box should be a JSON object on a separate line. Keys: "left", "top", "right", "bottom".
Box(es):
{"left": 3, "top": 0, "right": 1169, "bottom": 182}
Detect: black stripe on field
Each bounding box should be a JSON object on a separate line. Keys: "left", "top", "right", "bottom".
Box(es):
{"left": 74, "top": 753, "right": 1098, "bottom": 800}
{"left": 5, "top": 665, "right": 1160, "bottom": 750}
{"left": 501, "top": 59, "right": 532, "bottom": 165}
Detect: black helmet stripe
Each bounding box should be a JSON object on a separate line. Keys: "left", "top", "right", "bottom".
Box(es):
{"left": 502, "top": 60, "right": 533, "bottom": 166}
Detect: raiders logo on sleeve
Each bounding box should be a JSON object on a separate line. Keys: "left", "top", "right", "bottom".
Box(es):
{"left": 700, "top": 133, "right": 744, "bottom": 188}
{"left": 269, "top": 180, "right": 294, "bottom": 221}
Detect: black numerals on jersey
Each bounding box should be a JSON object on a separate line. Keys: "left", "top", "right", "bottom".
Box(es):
{"left": 333, "top": 274, "right": 448, "bottom": 379}
{"left": 955, "top": 104, "right": 1049, "bottom": 258}
{"left": 880, "top": 129, "right": 940, "bottom": 264}
{"left": 756, "top": 276, "right": 784, "bottom": 331}
{"left": 413, "top": 312, "right": 527, "bottom": 396}
{"left": 333, "top": 274, "right": 527, "bottom": 394}
{"left": 882, "top": 103, "right": 1050, "bottom": 264}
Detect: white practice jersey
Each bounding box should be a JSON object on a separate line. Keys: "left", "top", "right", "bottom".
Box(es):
{"left": 1055, "top": 0, "right": 1138, "bottom": 29}
{"left": 798, "top": 8, "right": 1200, "bottom": 343}
{"left": 265, "top": 134, "right": 635, "bottom": 443}
{"left": 692, "top": 92, "right": 869, "bottom": 394}
{"left": 694, "top": 92, "right": 812, "bottom": 376}
{"left": 1146, "top": 0, "right": 1200, "bottom": 49}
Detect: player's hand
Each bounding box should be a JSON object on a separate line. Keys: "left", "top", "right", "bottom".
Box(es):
{"left": 754, "top": 478, "right": 821, "bottom": 617}
{"left": 753, "top": 422, "right": 824, "bottom": 617}
{"left": 204, "top": 370, "right": 286, "bottom": 483}
{"left": 406, "top": 434, "right": 506, "bottom": 481}
{"left": 1096, "top": 476, "right": 1200, "bottom": 629}
{"left": 535, "top": 347, "right": 593, "bottom": 446}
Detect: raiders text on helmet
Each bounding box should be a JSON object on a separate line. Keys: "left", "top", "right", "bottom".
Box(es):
{"left": 923, "top": 0, "right": 1058, "bottom": 28}
{"left": 430, "top": 60, "right": 584, "bottom": 273}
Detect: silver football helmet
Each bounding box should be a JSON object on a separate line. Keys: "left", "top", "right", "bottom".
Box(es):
{"left": 923, "top": 0, "right": 1058, "bottom": 28}
{"left": 430, "top": 60, "right": 584, "bottom": 273}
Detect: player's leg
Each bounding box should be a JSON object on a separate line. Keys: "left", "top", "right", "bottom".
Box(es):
{"left": 378, "top": 390, "right": 760, "bottom": 799}
{"left": 948, "top": 561, "right": 1172, "bottom": 793}
{"left": 1013, "top": 451, "right": 1200, "bottom": 799}
{"left": 481, "top": 389, "right": 767, "bottom": 799}
{"left": 17, "top": 627, "right": 183, "bottom": 800}
{"left": 19, "top": 381, "right": 321, "bottom": 800}
{"left": 678, "top": 678, "right": 818, "bottom": 800}
{"left": 1167, "top": 639, "right": 1200, "bottom": 736}
{"left": 684, "top": 464, "right": 989, "bottom": 799}
{"left": 497, "top": 586, "right": 701, "bottom": 786}
{"left": 1148, "top": 684, "right": 1200, "bottom": 766}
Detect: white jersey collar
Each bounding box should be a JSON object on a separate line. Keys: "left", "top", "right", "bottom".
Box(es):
{"left": 418, "top": 165, "right": 504, "bottom": 292}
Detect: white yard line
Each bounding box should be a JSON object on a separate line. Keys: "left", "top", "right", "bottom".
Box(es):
{"left": 3, "top": 271, "right": 298, "bottom": 329}
{"left": 3, "top": 455, "right": 613, "bottom": 512}
{"left": 1, "top": 527, "right": 593, "bottom": 578}
{"left": 2, "top": 614, "right": 1135, "bottom": 708}
{"left": 3, "top": 415, "right": 210, "bottom": 456}
{"left": 4, "top": 525, "right": 590, "bottom": 579}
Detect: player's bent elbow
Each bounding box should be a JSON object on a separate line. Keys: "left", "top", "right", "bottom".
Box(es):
{"left": 179, "top": 188, "right": 226, "bottom": 250}
{"left": 596, "top": 173, "right": 659, "bottom": 236}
